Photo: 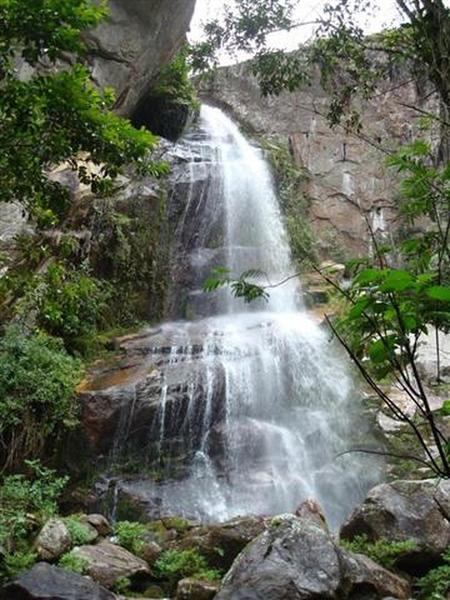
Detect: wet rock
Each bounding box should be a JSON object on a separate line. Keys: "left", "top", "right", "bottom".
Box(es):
{"left": 0, "top": 562, "right": 115, "bottom": 599}
{"left": 340, "top": 478, "right": 450, "bottom": 574}
{"left": 81, "top": 513, "right": 112, "bottom": 536}
{"left": 139, "top": 540, "right": 162, "bottom": 565}
{"left": 216, "top": 515, "right": 342, "bottom": 599}
{"left": 215, "top": 513, "right": 411, "bottom": 600}
{"left": 339, "top": 550, "right": 411, "bottom": 599}
{"left": 176, "top": 577, "right": 220, "bottom": 600}
{"left": 35, "top": 518, "right": 71, "bottom": 561}
{"left": 172, "top": 516, "right": 267, "bottom": 571}
{"left": 72, "top": 540, "right": 150, "bottom": 588}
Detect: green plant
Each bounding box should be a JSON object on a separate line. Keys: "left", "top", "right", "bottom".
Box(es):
{"left": 417, "top": 549, "right": 450, "bottom": 599}
{"left": 114, "top": 520, "right": 148, "bottom": 556}
{"left": 2, "top": 550, "right": 38, "bottom": 578}
{"left": 151, "top": 46, "right": 199, "bottom": 110}
{"left": 0, "top": 460, "right": 67, "bottom": 570}
{"left": 16, "top": 263, "right": 112, "bottom": 355}
{"left": 154, "top": 549, "right": 222, "bottom": 587}
{"left": 340, "top": 535, "right": 417, "bottom": 569}
{"left": 58, "top": 551, "right": 89, "bottom": 575}
{"left": 0, "top": 325, "right": 82, "bottom": 469}
{"left": 0, "top": 0, "right": 165, "bottom": 227}
{"left": 64, "top": 516, "right": 96, "bottom": 546}
{"left": 113, "top": 576, "right": 132, "bottom": 594}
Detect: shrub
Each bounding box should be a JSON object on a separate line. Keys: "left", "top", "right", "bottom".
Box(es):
{"left": 417, "top": 550, "right": 450, "bottom": 599}
{"left": 58, "top": 551, "right": 89, "bottom": 575}
{"left": 64, "top": 516, "right": 96, "bottom": 546}
{"left": 16, "top": 263, "right": 111, "bottom": 355}
{"left": 154, "top": 549, "right": 222, "bottom": 586}
{"left": 114, "top": 520, "right": 148, "bottom": 556}
{"left": 0, "top": 460, "right": 67, "bottom": 581}
{"left": 2, "top": 550, "right": 38, "bottom": 579}
{"left": 340, "top": 534, "right": 417, "bottom": 569}
{"left": 0, "top": 325, "right": 82, "bottom": 469}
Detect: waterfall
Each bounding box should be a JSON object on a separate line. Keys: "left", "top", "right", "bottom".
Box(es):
{"left": 142, "top": 105, "right": 381, "bottom": 528}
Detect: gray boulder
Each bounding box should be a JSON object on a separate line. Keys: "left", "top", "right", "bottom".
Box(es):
{"left": 176, "top": 577, "right": 220, "bottom": 600}
{"left": 35, "top": 519, "right": 71, "bottom": 561}
{"left": 216, "top": 515, "right": 342, "bottom": 600}
{"left": 340, "top": 478, "right": 450, "bottom": 573}
{"left": 215, "top": 513, "right": 411, "bottom": 600}
{"left": 80, "top": 513, "right": 112, "bottom": 536}
{"left": 0, "top": 562, "right": 115, "bottom": 599}
{"left": 72, "top": 540, "right": 150, "bottom": 588}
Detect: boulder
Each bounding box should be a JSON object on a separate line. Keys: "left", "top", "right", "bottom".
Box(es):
{"left": 339, "top": 550, "right": 411, "bottom": 599}
{"left": 172, "top": 516, "right": 267, "bottom": 571}
{"left": 81, "top": 513, "right": 112, "bottom": 536}
{"left": 72, "top": 540, "right": 150, "bottom": 588}
{"left": 216, "top": 515, "right": 342, "bottom": 599}
{"left": 35, "top": 519, "right": 71, "bottom": 561}
{"left": 215, "top": 514, "right": 411, "bottom": 600}
{"left": 340, "top": 478, "right": 450, "bottom": 573}
{"left": 139, "top": 540, "right": 162, "bottom": 565}
{"left": 177, "top": 577, "right": 220, "bottom": 600}
{"left": 0, "top": 562, "right": 115, "bottom": 599}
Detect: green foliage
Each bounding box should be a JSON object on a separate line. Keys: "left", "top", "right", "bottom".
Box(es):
{"left": 151, "top": 46, "right": 199, "bottom": 109}
{"left": 58, "top": 551, "right": 89, "bottom": 575}
{"left": 204, "top": 267, "right": 269, "bottom": 303}
{"left": 0, "top": 326, "right": 82, "bottom": 469}
{"left": 113, "top": 576, "right": 132, "bottom": 594}
{"left": 417, "top": 549, "right": 450, "bottom": 599}
{"left": 0, "top": 0, "right": 163, "bottom": 226}
{"left": 15, "top": 263, "right": 111, "bottom": 355}
{"left": 64, "top": 516, "right": 96, "bottom": 546}
{"left": 2, "top": 550, "right": 38, "bottom": 579}
{"left": 114, "top": 520, "right": 148, "bottom": 556}
{"left": 0, "top": 0, "right": 107, "bottom": 67}
{"left": 0, "top": 460, "right": 67, "bottom": 566}
{"left": 260, "top": 137, "right": 317, "bottom": 265}
{"left": 340, "top": 534, "right": 417, "bottom": 569}
{"left": 154, "top": 549, "right": 222, "bottom": 587}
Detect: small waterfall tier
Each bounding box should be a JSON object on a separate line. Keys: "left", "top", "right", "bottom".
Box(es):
{"left": 92, "top": 106, "right": 381, "bottom": 529}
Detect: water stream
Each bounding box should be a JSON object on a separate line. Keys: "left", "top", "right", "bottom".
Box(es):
{"left": 132, "top": 105, "right": 381, "bottom": 528}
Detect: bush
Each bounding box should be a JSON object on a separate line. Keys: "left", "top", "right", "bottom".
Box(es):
{"left": 16, "top": 263, "right": 111, "bottom": 355}
{"left": 0, "top": 325, "right": 83, "bottom": 469}
{"left": 340, "top": 534, "right": 417, "bottom": 569}
{"left": 154, "top": 549, "right": 222, "bottom": 587}
{"left": 0, "top": 460, "right": 67, "bottom": 581}
{"left": 64, "top": 516, "right": 96, "bottom": 546}
{"left": 114, "top": 520, "right": 149, "bottom": 556}
{"left": 58, "top": 551, "right": 89, "bottom": 575}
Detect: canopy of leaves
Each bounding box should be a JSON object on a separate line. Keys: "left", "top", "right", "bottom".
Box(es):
{"left": 0, "top": 0, "right": 164, "bottom": 226}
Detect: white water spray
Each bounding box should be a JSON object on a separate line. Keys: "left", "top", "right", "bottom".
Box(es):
{"left": 148, "top": 105, "right": 381, "bottom": 528}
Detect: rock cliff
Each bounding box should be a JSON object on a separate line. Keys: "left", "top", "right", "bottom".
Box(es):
{"left": 80, "top": 0, "right": 196, "bottom": 116}
{"left": 199, "top": 60, "right": 438, "bottom": 257}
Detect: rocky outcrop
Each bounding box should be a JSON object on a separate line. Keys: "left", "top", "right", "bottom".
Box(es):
{"left": 216, "top": 513, "right": 411, "bottom": 599}
{"left": 84, "top": 0, "right": 196, "bottom": 116}
{"left": 35, "top": 519, "right": 71, "bottom": 561}
{"left": 0, "top": 562, "right": 116, "bottom": 600}
{"left": 340, "top": 478, "right": 450, "bottom": 574}
{"left": 200, "top": 61, "right": 437, "bottom": 257}
{"left": 72, "top": 541, "right": 150, "bottom": 588}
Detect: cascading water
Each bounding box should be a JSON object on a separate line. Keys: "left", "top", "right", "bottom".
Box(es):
{"left": 128, "top": 105, "right": 381, "bottom": 529}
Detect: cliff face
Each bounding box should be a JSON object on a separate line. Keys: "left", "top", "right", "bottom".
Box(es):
{"left": 83, "top": 0, "right": 197, "bottom": 116}
{"left": 199, "top": 61, "right": 437, "bottom": 257}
